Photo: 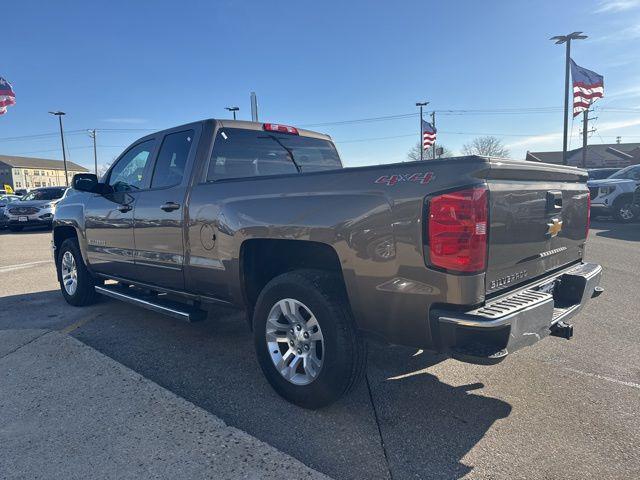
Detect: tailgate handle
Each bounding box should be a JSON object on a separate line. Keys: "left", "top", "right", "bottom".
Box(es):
{"left": 546, "top": 191, "right": 562, "bottom": 211}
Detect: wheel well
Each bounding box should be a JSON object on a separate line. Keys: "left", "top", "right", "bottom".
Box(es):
{"left": 240, "top": 239, "right": 345, "bottom": 309}
{"left": 53, "top": 226, "right": 78, "bottom": 260}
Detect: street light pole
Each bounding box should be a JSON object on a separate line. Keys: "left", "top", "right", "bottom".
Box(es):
{"left": 550, "top": 32, "right": 587, "bottom": 165}
{"left": 416, "top": 101, "right": 429, "bottom": 161}
{"left": 88, "top": 129, "right": 98, "bottom": 175}
{"left": 49, "top": 111, "right": 69, "bottom": 186}
{"left": 225, "top": 106, "right": 239, "bottom": 120}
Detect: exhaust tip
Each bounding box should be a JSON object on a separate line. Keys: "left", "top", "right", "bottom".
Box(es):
{"left": 592, "top": 286, "right": 604, "bottom": 298}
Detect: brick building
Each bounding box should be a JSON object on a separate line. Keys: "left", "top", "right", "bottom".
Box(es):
{"left": 0, "top": 155, "right": 88, "bottom": 189}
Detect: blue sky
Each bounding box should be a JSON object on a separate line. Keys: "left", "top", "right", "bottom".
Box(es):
{"left": 2, "top": 0, "right": 640, "bottom": 170}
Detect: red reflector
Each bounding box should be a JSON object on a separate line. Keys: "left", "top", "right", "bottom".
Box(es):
{"left": 428, "top": 187, "right": 488, "bottom": 273}
{"left": 263, "top": 123, "right": 299, "bottom": 135}
{"left": 586, "top": 191, "right": 591, "bottom": 239}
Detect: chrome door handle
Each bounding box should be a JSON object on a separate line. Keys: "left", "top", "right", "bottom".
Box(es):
{"left": 117, "top": 204, "right": 132, "bottom": 213}
{"left": 160, "top": 202, "right": 180, "bottom": 212}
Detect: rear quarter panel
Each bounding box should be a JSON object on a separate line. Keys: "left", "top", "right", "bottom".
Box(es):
{"left": 186, "top": 157, "right": 490, "bottom": 348}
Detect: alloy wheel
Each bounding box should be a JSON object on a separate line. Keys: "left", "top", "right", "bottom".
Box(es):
{"left": 265, "top": 298, "right": 325, "bottom": 386}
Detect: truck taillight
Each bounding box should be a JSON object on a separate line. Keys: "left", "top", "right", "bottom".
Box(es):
{"left": 427, "top": 187, "right": 488, "bottom": 273}
{"left": 586, "top": 191, "right": 591, "bottom": 239}
{"left": 263, "top": 123, "right": 299, "bottom": 135}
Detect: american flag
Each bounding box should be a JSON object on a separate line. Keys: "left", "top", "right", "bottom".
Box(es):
{"left": 570, "top": 59, "right": 603, "bottom": 117}
{"left": 0, "top": 76, "right": 16, "bottom": 116}
{"left": 422, "top": 119, "right": 437, "bottom": 150}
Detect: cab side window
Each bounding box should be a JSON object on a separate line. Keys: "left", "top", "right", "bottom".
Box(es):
{"left": 150, "top": 130, "right": 194, "bottom": 189}
{"left": 108, "top": 140, "right": 155, "bottom": 192}
{"left": 629, "top": 166, "right": 640, "bottom": 181}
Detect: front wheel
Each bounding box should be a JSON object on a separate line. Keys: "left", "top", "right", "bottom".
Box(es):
{"left": 56, "top": 238, "right": 98, "bottom": 306}
{"left": 253, "top": 270, "right": 366, "bottom": 409}
{"left": 613, "top": 197, "right": 636, "bottom": 223}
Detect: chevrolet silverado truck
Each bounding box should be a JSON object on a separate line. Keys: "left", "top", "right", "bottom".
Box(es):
{"left": 52, "top": 119, "right": 603, "bottom": 408}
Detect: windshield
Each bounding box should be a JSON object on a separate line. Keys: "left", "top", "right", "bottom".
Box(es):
{"left": 608, "top": 165, "right": 640, "bottom": 180}
{"left": 207, "top": 128, "right": 342, "bottom": 181}
{"left": 21, "top": 188, "right": 66, "bottom": 201}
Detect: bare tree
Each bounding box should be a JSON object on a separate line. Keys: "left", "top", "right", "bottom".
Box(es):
{"left": 461, "top": 136, "right": 510, "bottom": 158}
{"left": 407, "top": 142, "right": 453, "bottom": 161}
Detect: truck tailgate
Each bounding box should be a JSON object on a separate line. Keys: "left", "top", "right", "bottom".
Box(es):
{"left": 484, "top": 161, "right": 589, "bottom": 295}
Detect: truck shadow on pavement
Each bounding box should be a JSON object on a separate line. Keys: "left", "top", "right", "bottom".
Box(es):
{"left": 591, "top": 220, "right": 640, "bottom": 242}
{"left": 1, "top": 292, "right": 512, "bottom": 480}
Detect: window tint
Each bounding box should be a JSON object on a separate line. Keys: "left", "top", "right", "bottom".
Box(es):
{"left": 151, "top": 130, "right": 194, "bottom": 188}
{"left": 108, "top": 140, "right": 155, "bottom": 192}
{"left": 207, "top": 128, "right": 341, "bottom": 181}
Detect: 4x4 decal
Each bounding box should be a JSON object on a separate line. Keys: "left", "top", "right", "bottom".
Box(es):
{"left": 374, "top": 172, "right": 435, "bottom": 186}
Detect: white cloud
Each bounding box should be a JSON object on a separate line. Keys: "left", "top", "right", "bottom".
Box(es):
{"left": 100, "top": 117, "right": 148, "bottom": 124}
{"left": 595, "top": 0, "right": 640, "bottom": 13}
{"left": 506, "top": 117, "right": 640, "bottom": 152}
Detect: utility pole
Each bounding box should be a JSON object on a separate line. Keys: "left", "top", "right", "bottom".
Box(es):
{"left": 616, "top": 136, "right": 621, "bottom": 144}
{"left": 550, "top": 32, "right": 588, "bottom": 165}
{"left": 415, "top": 101, "right": 428, "bottom": 161}
{"left": 431, "top": 111, "right": 436, "bottom": 160}
{"left": 88, "top": 129, "right": 98, "bottom": 175}
{"left": 49, "top": 111, "right": 69, "bottom": 186}
{"left": 250, "top": 92, "right": 259, "bottom": 122}
{"left": 225, "top": 106, "right": 239, "bottom": 120}
{"left": 580, "top": 110, "right": 597, "bottom": 168}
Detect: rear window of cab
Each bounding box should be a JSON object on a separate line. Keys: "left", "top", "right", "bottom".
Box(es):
{"left": 206, "top": 128, "right": 342, "bottom": 181}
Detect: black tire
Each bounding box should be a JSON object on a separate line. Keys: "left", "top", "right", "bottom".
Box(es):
{"left": 56, "top": 238, "right": 98, "bottom": 306}
{"left": 253, "top": 270, "right": 366, "bottom": 409}
{"left": 613, "top": 196, "right": 636, "bottom": 223}
{"left": 8, "top": 226, "right": 23, "bottom": 232}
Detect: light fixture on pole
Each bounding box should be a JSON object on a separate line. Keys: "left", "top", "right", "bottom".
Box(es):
{"left": 550, "top": 31, "right": 587, "bottom": 165}
{"left": 225, "top": 106, "right": 239, "bottom": 120}
{"left": 48, "top": 111, "right": 69, "bottom": 186}
{"left": 416, "top": 101, "right": 429, "bottom": 161}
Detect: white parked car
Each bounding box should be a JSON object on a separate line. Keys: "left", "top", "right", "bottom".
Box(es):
{"left": 588, "top": 164, "right": 640, "bottom": 222}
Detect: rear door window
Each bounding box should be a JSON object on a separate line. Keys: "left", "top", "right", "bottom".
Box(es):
{"left": 207, "top": 128, "right": 341, "bottom": 181}
{"left": 151, "top": 130, "right": 195, "bottom": 188}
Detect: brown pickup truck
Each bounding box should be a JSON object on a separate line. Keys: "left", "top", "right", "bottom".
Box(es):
{"left": 53, "top": 119, "right": 602, "bottom": 408}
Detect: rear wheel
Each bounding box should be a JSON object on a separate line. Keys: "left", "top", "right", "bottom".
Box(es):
{"left": 57, "top": 238, "right": 98, "bottom": 306}
{"left": 253, "top": 270, "right": 366, "bottom": 409}
{"left": 613, "top": 196, "right": 635, "bottom": 223}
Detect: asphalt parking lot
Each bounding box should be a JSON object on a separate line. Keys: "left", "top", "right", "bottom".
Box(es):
{"left": 1, "top": 221, "right": 639, "bottom": 480}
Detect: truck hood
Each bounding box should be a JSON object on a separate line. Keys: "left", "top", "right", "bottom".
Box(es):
{"left": 587, "top": 178, "right": 635, "bottom": 187}
{"left": 12, "top": 199, "right": 58, "bottom": 208}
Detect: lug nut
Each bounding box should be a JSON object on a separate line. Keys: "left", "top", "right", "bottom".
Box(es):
{"left": 296, "top": 324, "right": 302, "bottom": 331}
{"left": 297, "top": 348, "right": 302, "bottom": 354}
{"left": 289, "top": 328, "right": 294, "bottom": 334}
{"left": 304, "top": 344, "right": 310, "bottom": 351}
{"left": 289, "top": 340, "right": 295, "bottom": 347}
{"left": 303, "top": 332, "right": 309, "bottom": 339}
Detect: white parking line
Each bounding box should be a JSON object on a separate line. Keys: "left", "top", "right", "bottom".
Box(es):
{"left": 561, "top": 366, "right": 640, "bottom": 390}
{"left": 0, "top": 260, "right": 51, "bottom": 273}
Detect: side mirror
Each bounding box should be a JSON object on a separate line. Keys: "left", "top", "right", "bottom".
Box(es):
{"left": 72, "top": 173, "right": 99, "bottom": 192}
{"left": 72, "top": 173, "right": 111, "bottom": 194}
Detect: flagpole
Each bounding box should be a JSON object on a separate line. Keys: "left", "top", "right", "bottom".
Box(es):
{"left": 416, "top": 101, "right": 428, "bottom": 161}
{"left": 550, "top": 32, "right": 587, "bottom": 166}
{"left": 562, "top": 39, "right": 571, "bottom": 166}
{"left": 431, "top": 111, "right": 436, "bottom": 160}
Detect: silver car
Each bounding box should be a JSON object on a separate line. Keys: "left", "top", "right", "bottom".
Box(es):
{"left": 5, "top": 187, "right": 67, "bottom": 232}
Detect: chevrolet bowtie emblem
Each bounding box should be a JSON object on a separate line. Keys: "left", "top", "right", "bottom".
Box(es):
{"left": 546, "top": 218, "right": 563, "bottom": 237}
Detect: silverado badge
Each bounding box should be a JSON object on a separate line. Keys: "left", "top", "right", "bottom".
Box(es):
{"left": 546, "top": 218, "right": 563, "bottom": 237}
